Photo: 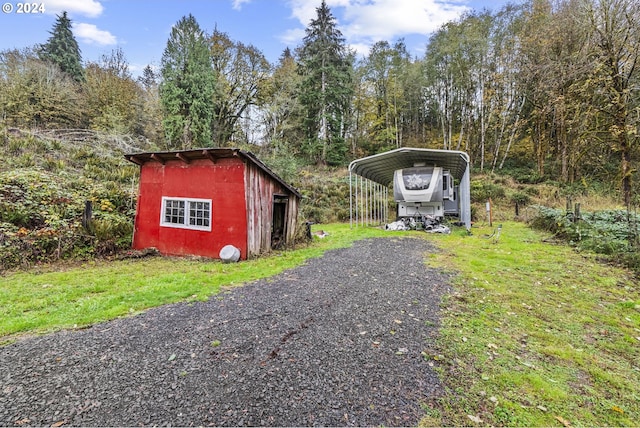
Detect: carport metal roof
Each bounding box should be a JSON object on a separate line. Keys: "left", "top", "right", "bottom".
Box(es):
{"left": 348, "top": 147, "right": 470, "bottom": 186}
{"left": 348, "top": 147, "right": 471, "bottom": 229}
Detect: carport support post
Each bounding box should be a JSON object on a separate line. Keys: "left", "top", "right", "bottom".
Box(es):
{"left": 366, "top": 178, "right": 370, "bottom": 225}
{"left": 357, "top": 174, "right": 360, "bottom": 226}
{"left": 360, "top": 177, "right": 364, "bottom": 226}
{"left": 349, "top": 170, "right": 354, "bottom": 228}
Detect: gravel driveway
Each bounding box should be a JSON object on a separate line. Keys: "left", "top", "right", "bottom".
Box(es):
{"left": 1, "top": 237, "right": 451, "bottom": 427}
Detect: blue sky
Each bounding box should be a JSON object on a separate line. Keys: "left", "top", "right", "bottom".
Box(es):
{"left": 0, "top": 0, "right": 516, "bottom": 76}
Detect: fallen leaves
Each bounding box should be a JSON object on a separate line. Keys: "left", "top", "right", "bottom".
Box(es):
{"left": 555, "top": 415, "right": 571, "bottom": 427}
{"left": 611, "top": 405, "right": 624, "bottom": 414}
{"left": 467, "top": 414, "right": 483, "bottom": 424}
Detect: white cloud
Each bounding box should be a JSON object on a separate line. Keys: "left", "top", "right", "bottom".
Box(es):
{"left": 73, "top": 23, "right": 117, "bottom": 45}
{"left": 287, "top": 0, "right": 321, "bottom": 25}
{"left": 342, "top": 0, "right": 468, "bottom": 40}
{"left": 282, "top": 0, "right": 469, "bottom": 54}
{"left": 280, "top": 27, "right": 306, "bottom": 46}
{"left": 45, "top": 0, "right": 104, "bottom": 18}
{"left": 349, "top": 42, "right": 373, "bottom": 57}
{"left": 232, "top": 0, "right": 253, "bottom": 10}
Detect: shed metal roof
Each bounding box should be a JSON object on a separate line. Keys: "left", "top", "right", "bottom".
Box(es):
{"left": 125, "top": 148, "right": 302, "bottom": 199}
{"left": 348, "top": 147, "right": 470, "bottom": 186}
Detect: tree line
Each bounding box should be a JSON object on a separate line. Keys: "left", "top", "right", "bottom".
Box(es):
{"left": 1, "top": 0, "right": 639, "bottom": 204}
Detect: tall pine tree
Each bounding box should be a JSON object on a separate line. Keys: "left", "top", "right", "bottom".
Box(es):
{"left": 297, "top": 0, "right": 353, "bottom": 165}
{"left": 160, "top": 14, "right": 215, "bottom": 149}
{"left": 39, "top": 11, "right": 84, "bottom": 82}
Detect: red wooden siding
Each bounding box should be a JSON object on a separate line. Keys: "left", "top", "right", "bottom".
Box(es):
{"left": 132, "top": 157, "right": 249, "bottom": 259}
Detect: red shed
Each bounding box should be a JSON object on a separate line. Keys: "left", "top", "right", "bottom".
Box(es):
{"left": 125, "top": 148, "right": 302, "bottom": 260}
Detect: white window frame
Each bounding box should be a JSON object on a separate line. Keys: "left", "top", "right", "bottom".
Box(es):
{"left": 160, "top": 196, "right": 212, "bottom": 232}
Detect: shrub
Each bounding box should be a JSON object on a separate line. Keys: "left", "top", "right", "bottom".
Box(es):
{"left": 528, "top": 205, "right": 640, "bottom": 272}
{"left": 0, "top": 165, "right": 136, "bottom": 271}
{"left": 510, "top": 191, "right": 531, "bottom": 207}
{"left": 470, "top": 180, "right": 506, "bottom": 203}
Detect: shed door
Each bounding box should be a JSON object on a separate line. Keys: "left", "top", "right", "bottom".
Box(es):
{"left": 272, "top": 195, "right": 288, "bottom": 249}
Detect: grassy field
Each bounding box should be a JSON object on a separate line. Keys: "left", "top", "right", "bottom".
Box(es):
{"left": 0, "top": 223, "right": 399, "bottom": 341}
{"left": 421, "top": 221, "right": 640, "bottom": 427}
{"left": 1, "top": 221, "right": 639, "bottom": 426}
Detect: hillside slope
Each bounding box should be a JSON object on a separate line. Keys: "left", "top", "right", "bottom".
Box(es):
{"left": 0, "top": 127, "right": 155, "bottom": 270}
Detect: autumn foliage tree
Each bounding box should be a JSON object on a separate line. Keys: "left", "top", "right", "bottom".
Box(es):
{"left": 0, "top": 49, "right": 86, "bottom": 128}
{"left": 84, "top": 48, "right": 144, "bottom": 134}
{"left": 209, "top": 29, "right": 271, "bottom": 146}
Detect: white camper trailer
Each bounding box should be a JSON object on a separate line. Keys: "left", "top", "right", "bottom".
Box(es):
{"left": 393, "top": 165, "right": 457, "bottom": 220}
{"left": 348, "top": 148, "right": 471, "bottom": 230}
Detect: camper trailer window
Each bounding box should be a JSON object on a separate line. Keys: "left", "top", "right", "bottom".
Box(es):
{"left": 403, "top": 167, "right": 433, "bottom": 190}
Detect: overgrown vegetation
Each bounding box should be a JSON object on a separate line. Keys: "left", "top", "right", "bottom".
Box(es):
{"left": 294, "top": 167, "right": 352, "bottom": 224}
{"left": 527, "top": 206, "right": 640, "bottom": 273}
{"left": 0, "top": 126, "right": 153, "bottom": 271}
{"left": 3, "top": 0, "right": 640, "bottom": 197}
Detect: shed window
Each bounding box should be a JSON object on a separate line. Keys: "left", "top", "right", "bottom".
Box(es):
{"left": 161, "top": 197, "right": 211, "bottom": 231}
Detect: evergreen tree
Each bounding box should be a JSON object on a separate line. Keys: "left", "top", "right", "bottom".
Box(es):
{"left": 39, "top": 11, "right": 84, "bottom": 82}
{"left": 297, "top": 0, "right": 354, "bottom": 165}
{"left": 137, "top": 65, "right": 157, "bottom": 91}
{"left": 160, "top": 14, "right": 215, "bottom": 149}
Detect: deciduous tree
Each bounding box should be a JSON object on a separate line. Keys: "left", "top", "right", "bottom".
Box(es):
{"left": 208, "top": 29, "right": 271, "bottom": 146}
{"left": 0, "top": 48, "right": 85, "bottom": 128}
{"left": 262, "top": 48, "right": 303, "bottom": 152}
{"left": 583, "top": 0, "right": 640, "bottom": 206}
{"left": 84, "top": 48, "right": 143, "bottom": 134}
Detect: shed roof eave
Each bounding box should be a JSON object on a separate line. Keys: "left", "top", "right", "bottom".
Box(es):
{"left": 124, "top": 148, "right": 302, "bottom": 199}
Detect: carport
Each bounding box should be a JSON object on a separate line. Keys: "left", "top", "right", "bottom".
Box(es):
{"left": 348, "top": 147, "right": 471, "bottom": 229}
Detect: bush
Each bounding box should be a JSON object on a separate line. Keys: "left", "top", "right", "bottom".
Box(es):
{"left": 510, "top": 191, "right": 531, "bottom": 207}
{"left": 528, "top": 205, "right": 640, "bottom": 272}
{"left": 0, "top": 166, "right": 135, "bottom": 271}
{"left": 470, "top": 180, "right": 506, "bottom": 203}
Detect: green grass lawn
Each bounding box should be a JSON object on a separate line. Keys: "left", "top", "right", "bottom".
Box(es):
{"left": 0, "top": 223, "right": 400, "bottom": 341}
{"left": 1, "top": 221, "right": 638, "bottom": 426}
{"left": 421, "top": 221, "right": 640, "bottom": 427}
